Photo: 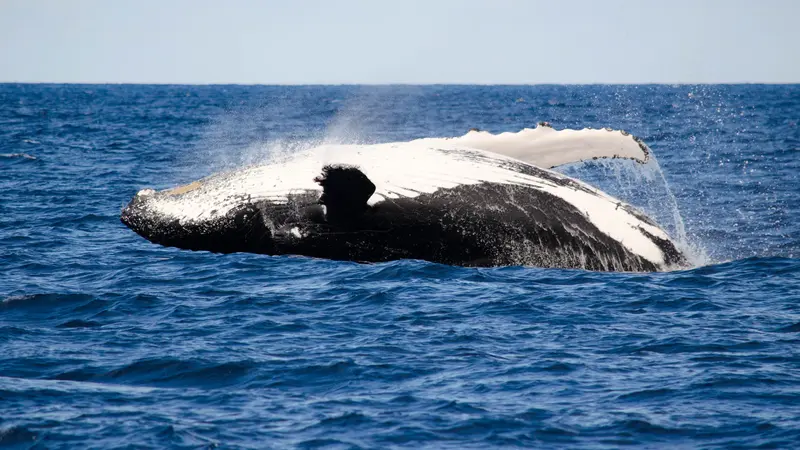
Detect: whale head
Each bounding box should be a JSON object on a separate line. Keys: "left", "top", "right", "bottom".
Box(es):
{"left": 120, "top": 173, "right": 302, "bottom": 254}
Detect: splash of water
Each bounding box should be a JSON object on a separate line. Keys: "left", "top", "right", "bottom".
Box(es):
{"left": 183, "top": 89, "right": 399, "bottom": 179}
{"left": 557, "top": 156, "right": 709, "bottom": 268}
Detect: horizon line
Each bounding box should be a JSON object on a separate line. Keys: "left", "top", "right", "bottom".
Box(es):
{"left": 1, "top": 81, "right": 798, "bottom": 86}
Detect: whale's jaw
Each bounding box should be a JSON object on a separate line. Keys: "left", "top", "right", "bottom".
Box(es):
{"left": 121, "top": 188, "right": 276, "bottom": 255}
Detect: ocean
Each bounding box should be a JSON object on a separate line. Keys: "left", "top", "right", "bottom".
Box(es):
{"left": 1, "top": 84, "right": 798, "bottom": 449}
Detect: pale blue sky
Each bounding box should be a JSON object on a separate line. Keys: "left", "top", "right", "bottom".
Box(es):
{"left": 1, "top": 0, "right": 797, "bottom": 84}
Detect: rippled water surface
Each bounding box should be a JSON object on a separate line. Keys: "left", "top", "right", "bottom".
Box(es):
{"left": 1, "top": 84, "right": 799, "bottom": 448}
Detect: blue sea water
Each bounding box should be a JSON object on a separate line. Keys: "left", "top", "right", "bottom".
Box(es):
{"left": 1, "top": 84, "right": 799, "bottom": 449}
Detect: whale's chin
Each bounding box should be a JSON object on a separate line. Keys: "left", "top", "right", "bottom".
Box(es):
{"left": 121, "top": 189, "right": 277, "bottom": 254}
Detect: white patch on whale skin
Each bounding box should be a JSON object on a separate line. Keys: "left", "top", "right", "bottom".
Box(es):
{"left": 138, "top": 134, "right": 671, "bottom": 266}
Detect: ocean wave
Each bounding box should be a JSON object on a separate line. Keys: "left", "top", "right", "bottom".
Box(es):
{"left": 0, "top": 152, "right": 37, "bottom": 160}
{"left": 52, "top": 358, "right": 256, "bottom": 388}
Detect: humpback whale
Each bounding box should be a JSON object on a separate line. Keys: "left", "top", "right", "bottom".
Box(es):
{"left": 121, "top": 124, "right": 687, "bottom": 272}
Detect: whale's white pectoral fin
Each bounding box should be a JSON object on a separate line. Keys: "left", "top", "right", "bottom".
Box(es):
{"left": 417, "top": 123, "right": 651, "bottom": 169}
